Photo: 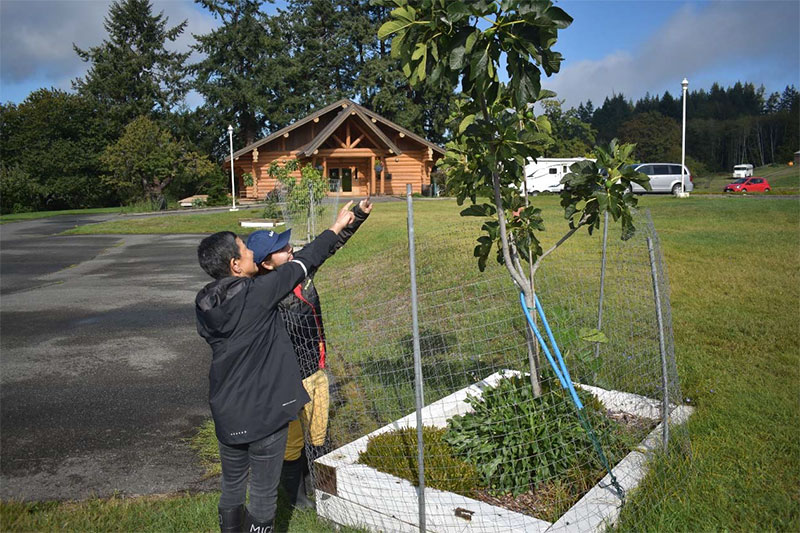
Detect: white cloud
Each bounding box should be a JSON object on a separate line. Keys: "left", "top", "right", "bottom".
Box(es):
{"left": 547, "top": 1, "right": 800, "bottom": 108}
{"left": 0, "top": 0, "right": 217, "bottom": 92}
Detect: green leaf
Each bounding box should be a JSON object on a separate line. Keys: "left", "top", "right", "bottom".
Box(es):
{"left": 458, "top": 114, "right": 476, "bottom": 134}
{"left": 450, "top": 44, "right": 466, "bottom": 70}
{"left": 390, "top": 6, "right": 414, "bottom": 23}
{"left": 579, "top": 328, "right": 608, "bottom": 343}
{"left": 543, "top": 6, "right": 573, "bottom": 29}
{"left": 465, "top": 30, "right": 478, "bottom": 54}
{"left": 411, "top": 42, "right": 426, "bottom": 61}
{"left": 460, "top": 203, "right": 496, "bottom": 217}
{"left": 446, "top": 2, "right": 470, "bottom": 20}
{"left": 469, "top": 47, "right": 489, "bottom": 81}
{"left": 417, "top": 52, "right": 427, "bottom": 82}
{"left": 378, "top": 19, "right": 411, "bottom": 40}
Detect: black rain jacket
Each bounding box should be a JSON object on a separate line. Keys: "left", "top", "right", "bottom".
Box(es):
{"left": 280, "top": 204, "right": 370, "bottom": 378}
{"left": 195, "top": 229, "right": 339, "bottom": 445}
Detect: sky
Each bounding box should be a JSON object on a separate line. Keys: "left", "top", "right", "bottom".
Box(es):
{"left": 1, "top": 0, "right": 798, "bottom": 110}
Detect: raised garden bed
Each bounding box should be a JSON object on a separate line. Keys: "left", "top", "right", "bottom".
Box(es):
{"left": 314, "top": 370, "right": 693, "bottom": 532}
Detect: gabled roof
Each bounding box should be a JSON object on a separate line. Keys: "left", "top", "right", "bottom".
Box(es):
{"left": 226, "top": 98, "right": 445, "bottom": 162}
{"left": 297, "top": 102, "right": 401, "bottom": 157}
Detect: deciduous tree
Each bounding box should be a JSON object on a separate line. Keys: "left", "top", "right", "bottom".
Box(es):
{"left": 380, "top": 0, "right": 649, "bottom": 394}
{"left": 101, "top": 116, "right": 216, "bottom": 206}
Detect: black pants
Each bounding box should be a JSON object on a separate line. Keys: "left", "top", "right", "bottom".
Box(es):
{"left": 217, "top": 424, "right": 288, "bottom": 521}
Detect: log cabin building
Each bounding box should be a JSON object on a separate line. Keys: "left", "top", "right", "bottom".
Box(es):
{"left": 225, "top": 98, "right": 445, "bottom": 199}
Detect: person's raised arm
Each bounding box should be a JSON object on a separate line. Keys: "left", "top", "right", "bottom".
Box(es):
{"left": 333, "top": 197, "right": 372, "bottom": 252}
{"left": 329, "top": 201, "right": 356, "bottom": 235}
{"left": 250, "top": 203, "right": 358, "bottom": 309}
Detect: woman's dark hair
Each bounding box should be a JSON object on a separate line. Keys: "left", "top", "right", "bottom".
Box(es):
{"left": 197, "top": 231, "right": 240, "bottom": 279}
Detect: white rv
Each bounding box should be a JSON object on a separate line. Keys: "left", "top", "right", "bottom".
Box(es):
{"left": 733, "top": 164, "right": 754, "bottom": 178}
{"left": 522, "top": 157, "right": 591, "bottom": 194}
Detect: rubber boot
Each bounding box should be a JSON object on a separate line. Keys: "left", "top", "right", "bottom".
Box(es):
{"left": 218, "top": 504, "right": 244, "bottom": 533}
{"left": 243, "top": 509, "right": 274, "bottom": 533}
{"left": 306, "top": 444, "right": 331, "bottom": 496}
{"left": 281, "top": 456, "right": 315, "bottom": 510}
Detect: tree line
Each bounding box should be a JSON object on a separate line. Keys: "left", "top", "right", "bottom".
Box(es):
{"left": 1, "top": 0, "right": 796, "bottom": 214}
{"left": 551, "top": 82, "right": 798, "bottom": 177}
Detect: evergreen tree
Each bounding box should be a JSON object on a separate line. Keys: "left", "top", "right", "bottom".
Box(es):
{"left": 282, "top": 0, "right": 358, "bottom": 106}
{"left": 541, "top": 100, "right": 596, "bottom": 157}
{"left": 658, "top": 91, "right": 680, "bottom": 120}
{"left": 618, "top": 111, "right": 681, "bottom": 162}
{"left": 73, "top": 0, "right": 189, "bottom": 137}
{"left": 591, "top": 94, "right": 633, "bottom": 144}
{"left": 576, "top": 100, "right": 594, "bottom": 123}
{"left": 779, "top": 85, "right": 799, "bottom": 112}
{"left": 351, "top": 2, "right": 454, "bottom": 144}
{"left": 192, "top": 0, "right": 292, "bottom": 148}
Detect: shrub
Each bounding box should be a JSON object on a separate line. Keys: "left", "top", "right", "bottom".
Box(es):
{"left": 359, "top": 426, "right": 481, "bottom": 496}
{"left": 262, "top": 186, "right": 286, "bottom": 219}
{"left": 444, "top": 375, "right": 634, "bottom": 496}
{"left": 204, "top": 168, "right": 230, "bottom": 207}
{"left": 0, "top": 164, "right": 42, "bottom": 214}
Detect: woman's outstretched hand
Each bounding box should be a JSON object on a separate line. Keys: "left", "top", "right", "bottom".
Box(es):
{"left": 330, "top": 201, "right": 356, "bottom": 234}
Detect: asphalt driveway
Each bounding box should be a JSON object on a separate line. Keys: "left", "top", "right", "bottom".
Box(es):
{"left": 1, "top": 215, "right": 217, "bottom": 501}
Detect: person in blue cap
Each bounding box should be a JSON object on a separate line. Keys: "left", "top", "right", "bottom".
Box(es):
{"left": 246, "top": 197, "right": 372, "bottom": 511}
{"left": 195, "top": 202, "right": 357, "bottom": 533}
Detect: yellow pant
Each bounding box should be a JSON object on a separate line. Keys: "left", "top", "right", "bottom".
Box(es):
{"left": 284, "top": 370, "right": 329, "bottom": 461}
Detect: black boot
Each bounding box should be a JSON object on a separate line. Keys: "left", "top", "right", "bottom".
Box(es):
{"left": 243, "top": 509, "right": 274, "bottom": 533}
{"left": 218, "top": 504, "right": 244, "bottom": 533}
{"left": 281, "top": 456, "right": 316, "bottom": 510}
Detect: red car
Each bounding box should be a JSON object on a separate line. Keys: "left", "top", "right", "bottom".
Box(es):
{"left": 724, "top": 177, "right": 771, "bottom": 193}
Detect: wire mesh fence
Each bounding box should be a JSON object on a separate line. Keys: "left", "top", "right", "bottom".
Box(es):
{"left": 281, "top": 193, "right": 691, "bottom": 532}
{"left": 259, "top": 175, "right": 343, "bottom": 247}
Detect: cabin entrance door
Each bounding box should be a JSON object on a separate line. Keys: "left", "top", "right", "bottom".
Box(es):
{"left": 328, "top": 167, "right": 353, "bottom": 193}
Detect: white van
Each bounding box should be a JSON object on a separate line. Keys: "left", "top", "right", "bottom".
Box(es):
{"left": 522, "top": 157, "right": 591, "bottom": 194}
{"left": 733, "top": 164, "right": 754, "bottom": 178}
{"left": 630, "top": 163, "right": 694, "bottom": 195}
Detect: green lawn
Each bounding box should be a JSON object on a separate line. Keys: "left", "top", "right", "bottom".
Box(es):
{"left": 62, "top": 207, "right": 266, "bottom": 235}
{"left": 691, "top": 163, "right": 799, "bottom": 195}
{"left": 0, "top": 206, "right": 123, "bottom": 224}
{"left": 3, "top": 195, "right": 798, "bottom": 532}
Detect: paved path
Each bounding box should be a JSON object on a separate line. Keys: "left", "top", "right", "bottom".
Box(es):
{"left": 1, "top": 215, "right": 216, "bottom": 501}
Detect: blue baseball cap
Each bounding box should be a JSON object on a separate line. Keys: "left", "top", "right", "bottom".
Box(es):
{"left": 246, "top": 229, "right": 292, "bottom": 264}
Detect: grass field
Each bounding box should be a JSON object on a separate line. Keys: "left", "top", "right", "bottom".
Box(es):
{"left": 0, "top": 206, "right": 123, "bottom": 224}
{"left": 691, "top": 163, "right": 799, "bottom": 195}
{"left": 2, "top": 195, "right": 798, "bottom": 532}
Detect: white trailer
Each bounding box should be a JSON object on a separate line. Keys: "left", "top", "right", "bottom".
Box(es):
{"left": 522, "top": 157, "right": 591, "bottom": 194}
{"left": 733, "top": 164, "right": 754, "bottom": 178}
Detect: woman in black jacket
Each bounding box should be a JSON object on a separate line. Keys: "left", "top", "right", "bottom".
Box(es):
{"left": 246, "top": 198, "right": 371, "bottom": 509}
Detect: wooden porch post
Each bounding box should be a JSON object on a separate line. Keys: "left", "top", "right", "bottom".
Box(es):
{"left": 380, "top": 156, "right": 386, "bottom": 195}
{"left": 251, "top": 159, "right": 257, "bottom": 200}
{"left": 370, "top": 155, "right": 375, "bottom": 196}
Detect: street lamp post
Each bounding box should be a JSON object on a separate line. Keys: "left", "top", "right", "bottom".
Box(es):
{"left": 679, "top": 78, "right": 689, "bottom": 197}
{"left": 228, "top": 124, "right": 238, "bottom": 211}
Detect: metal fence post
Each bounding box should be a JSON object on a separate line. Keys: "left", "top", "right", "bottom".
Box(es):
{"left": 406, "top": 184, "right": 426, "bottom": 532}
{"left": 647, "top": 236, "right": 670, "bottom": 451}
{"left": 595, "top": 211, "right": 609, "bottom": 360}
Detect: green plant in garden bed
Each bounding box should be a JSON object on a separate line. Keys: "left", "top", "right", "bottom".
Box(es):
{"left": 444, "top": 375, "right": 644, "bottom": 497}
{"left": 359, "top": 426, "right": 481, "bottom": 496}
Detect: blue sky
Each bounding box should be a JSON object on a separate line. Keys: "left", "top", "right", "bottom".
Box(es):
{"left": 1, "top": 0, "right": 798, "bottom": 110}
